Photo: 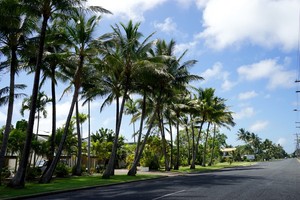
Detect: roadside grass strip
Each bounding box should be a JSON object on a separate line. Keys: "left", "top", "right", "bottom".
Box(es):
{"left": 0, "top": 174, "right": 161, "bottom": 199}
{"left": 174, "top": 162, "right": 256, "bottom": 173}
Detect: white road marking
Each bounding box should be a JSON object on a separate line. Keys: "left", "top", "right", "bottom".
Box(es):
{"left": 152, "top": 190, "right": 186, "bottom": 200}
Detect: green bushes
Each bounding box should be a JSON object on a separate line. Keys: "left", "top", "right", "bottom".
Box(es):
{"left": 55, "top": 162, "right": 70, "bottom": 177}
{"left": 26, "top": 167, "right": 42, "bottom": 181}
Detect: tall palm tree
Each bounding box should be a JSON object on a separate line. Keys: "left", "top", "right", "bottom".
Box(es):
{"left": 7, "top": 0, "right": 96, "bottom": 188}
{"left": 153, "top": 39, "right": 202, "bottom": 170}
{"left": 40, "top": 7, "right": 110, "bottom": 184}
{"left": 102, "top": 20, "right": 155, "bottom": 179}
{"left": 0, "top": 0, "right": 34, "bottom": 185}
{"left": 20, "top": 91, "right": 51, "bottom": 165}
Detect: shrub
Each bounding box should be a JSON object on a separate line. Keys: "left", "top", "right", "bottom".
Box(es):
{"left": 26, "top": 167, "right": 42, "bottom": 181}
{"left": 1, "top": 167, "right": 11, "bottom": 180}
{"left": 55, "top": 162, "right": 70, "bottom": 177}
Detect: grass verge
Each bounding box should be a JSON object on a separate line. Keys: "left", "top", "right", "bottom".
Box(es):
{"left": 0, "top": 174, "right": 161, "bottom": 199}
{"left": 174, "top": 162, "right": 256, "bottom": 173}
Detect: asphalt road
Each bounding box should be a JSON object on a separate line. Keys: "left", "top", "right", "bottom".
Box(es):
{"left": 26, "top": 158, "right": 300, "bottom": 200}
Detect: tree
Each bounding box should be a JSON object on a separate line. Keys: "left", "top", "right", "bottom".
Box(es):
{"left": 0, "top": 0, "right": 32, "bottom": 185}
{"left": 102, "top": 20, "right": 155, "bottom": 178}
{"left": 40, "top": 7, "right": 110, "bottom": 184}
{"left": 8, "top": 0, "right": 97, "bottom": 188}
{"left": 124, "top": 99, "right": 138, "bottom": 143}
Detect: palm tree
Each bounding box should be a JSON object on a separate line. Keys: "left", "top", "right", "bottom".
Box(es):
{"left": 102, "top": 20, "right": 155, "bottom": 179}
{"left": 40, "top": 7, "right": 110, "bottom": 184}
{"left": 20, "top": 91, "right": 51, "bottom": 166}
{"left": 0, "top": 0, "right": 34, "bottom": 185}
{"left": 7, "top": 0, "right": 96, "bottom": 188}
{"left": 124, "top": 99, "right": 138, "bottom": 143}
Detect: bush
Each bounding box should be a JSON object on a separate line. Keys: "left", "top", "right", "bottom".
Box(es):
{"left": 55, "top": 162, "right": 70, "bottom": 177}
{"left": 1, "top": 167, "right": 11, "bottom": 180}
{"left": 26, "top": 167, "right": 42, "bottom": 181}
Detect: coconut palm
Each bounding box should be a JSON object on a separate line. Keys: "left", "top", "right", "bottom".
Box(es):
{"left": 40, "top": 7, "right": 110, "bottom": 184}
{"left": 7, "top": 0, "right": 105, "bottom": 188}
{"left": 0, "top": 0, "right": 34, "bottom": 185}
{"left": 101, "top": 20, "right": 155, "bottom": 179}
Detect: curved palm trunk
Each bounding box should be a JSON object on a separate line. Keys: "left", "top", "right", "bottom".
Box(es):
{"left": 132, "top": 91, "right": 146, "bottom": 172}
{"left": 158, "top": 110, "right": 169, "bottom": 171}
{"left": 102, "top": 88, "right": 127, "bottom": 178}
{"left": 202, "top": 122, "right": 211, "bottom": 167}
{"left": 0, "top": 49, "right": 17, "bottom": 186}
{"left": 127, "top": 104, "right": 158, "bottom": 176}
{"left": 74, "top": 100, "right": 82, "bottom": 175}
{"left": 191, "top": 118, "right": 205, "bottom": 169}
{"left": 39, "top": 56, "right": 83, "bottom": 184}
{"left": 8, "top": 14, "right": 49, "bottom": 188}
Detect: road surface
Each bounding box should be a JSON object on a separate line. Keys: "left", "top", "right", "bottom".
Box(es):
{"left": 26, "top": 158, "right": 300, "bottom": 200}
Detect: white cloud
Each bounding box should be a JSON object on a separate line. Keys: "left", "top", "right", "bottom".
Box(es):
{"left": 233, "top": 106, "right": 255, "bottom": 120}
{"left": 238, "top": 91, "right": 258, "bottom": 100}
{"left": 200, "top": 62, "right": 236, "bottom": 91}
{"left": 198, "top": 0, "right": 299, "bottom": 51}
{"left": 237, "top": 59, "right": 296, "bottom": 90}
{"left": 154, "top": 17, "right": 177, "bottom": 34}
{"left": 87, "top": 0, "right": 168, "bottom": 21}
{"left": 277, "top": 137, "right": 287, "bottom": 146}
{"left": 249, "top": 120, "right": 269, "bottom": 132}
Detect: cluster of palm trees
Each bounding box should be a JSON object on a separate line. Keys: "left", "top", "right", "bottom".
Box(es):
{"left": 0, "top": 0, "right": 236, "bottom": 188}
{"left": 236, "top": 128, "right": 288, "bottom": 161}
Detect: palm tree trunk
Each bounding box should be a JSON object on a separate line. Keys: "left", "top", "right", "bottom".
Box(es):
{"left": 209, "top": 124, "right": 216, "bottom": 166}
{"left": 168, "top": 119, "right": 173, "bottom": 169}
{"left": 33, "top": 110, "right": 41, "bottom": 166}
{"left": 39, "top": 55, "right": 83, "bottom": 184}
{"left": 174, "top": 118, "right": 180, "bottom": 170}
{"left": 103, "top": 88, "right": 127, "bottom": 178}
{"left": 87, "top": 100, "right": 91, "bottom": 174}
{"left": 132, "top": 92, "right": 146, "bottom": 172}
{"left": 185, "top": 124, "right": 191, "bottom": 166}
{"left": 0, "top": 49, "right": 16, "bottom": 186}
{"left": 202, "top": 122, "right": 211, "bottom": 167}
{"left": 191, "top": 119, "right": 204, "bottom": 169}
{"left": 158, "top": 109, "right": 170, "bottom": 171}
{"left": 74, "top": 100, "right": 82, "bottom": 175}
{"left": 8, "top": 13, "right": 49, "bottom": 188}
{"left": 127, "top": 105, "right": 158, "bottom": 176}
{"left": 190, "top": 120, "right": 196, "bottom": 169}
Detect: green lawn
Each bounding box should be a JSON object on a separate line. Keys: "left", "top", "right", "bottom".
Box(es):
{"left": 174, "top": 162, "right": 256, "bottom": 173}
{"left": 0, "top": 174, "right": 161, "bottom": 199}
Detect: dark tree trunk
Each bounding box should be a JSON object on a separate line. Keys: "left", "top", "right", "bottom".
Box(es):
{"left": 202, "top": 122, "right": 211, "bottom": 167}
{"left": 168, "top": 119, "right": 173, "bottom": 169}
{"left": 39, "top": 54, "right": 83, "bottom": 184}
{"left": 209, "top": 124, "right": 216, "bottom": 166}
{"left": 74, "top": 100, "right": 82, "bottom": 176}
{"left": 158, "top": 110, "right": 170, "bottom": 171}
{"left": 0, "top": 48, "right": 16, "bottom": 185}
{"left": 174, "top": 117, "right": 180, "bottom": 170}
{"left": 8, "top": 13, "right": 49, "bottom": 188}
{"left": 127, "top": 105, "right": 158, "bottom": 176}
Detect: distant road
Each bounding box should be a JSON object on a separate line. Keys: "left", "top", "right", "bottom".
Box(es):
{"left": 27, "top": 158, "right": 300, "bottom": 200}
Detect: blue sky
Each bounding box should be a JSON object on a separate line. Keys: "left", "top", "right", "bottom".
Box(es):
{"left": 0, "top": 0, "right": 299, "bottom": 153}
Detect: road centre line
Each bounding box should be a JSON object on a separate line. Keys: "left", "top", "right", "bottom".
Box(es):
{"left": 152, "top": 190, "right": 186, "bottom": 200}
